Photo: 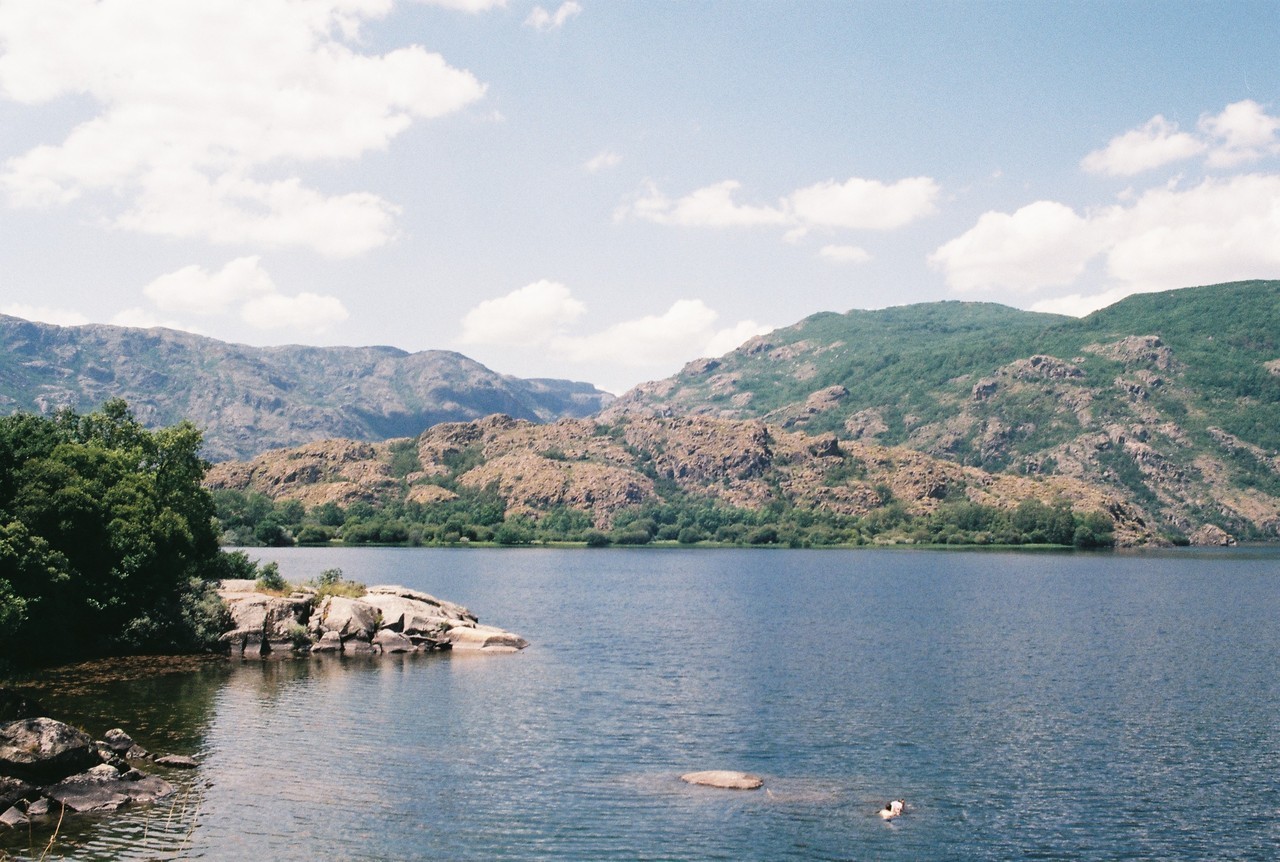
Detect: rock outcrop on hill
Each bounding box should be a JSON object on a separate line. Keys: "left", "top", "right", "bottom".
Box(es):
{"left": 0, "top": 315, "right": 613, "bottom": 461}
{"left": 218, "top": 581, "right": 528, "bottom": 656}
{"left": 208, "top": 412, "right": 1161, "bottom": 546}
{"left": 598, "top": 281, "right": 1280, "bottom": 542}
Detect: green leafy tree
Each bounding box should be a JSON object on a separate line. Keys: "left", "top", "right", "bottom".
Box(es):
{"left": 0, "top": 401, "right": 228, "bottom": 662}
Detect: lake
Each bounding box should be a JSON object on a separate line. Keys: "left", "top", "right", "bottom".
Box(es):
{"left": 5, "top": 547, "right": 1280, "bottom": 861}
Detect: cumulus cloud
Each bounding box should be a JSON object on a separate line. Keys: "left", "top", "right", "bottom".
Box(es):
{"left": 931, "top": 174, "right": 1280, "bottom": 311}
{"left": 0, "top": 0, "right": 485, "bottom": 254}
{"left": 525, "top": 1, "right": 582, "bottom": 31}
{"left": 786, "top": 176, "right": 939, "bottom": 231}
{"left": 1200, "top": 100, "right": 1280, "bottom": 167}
{"left": 241, "top": 292, "right": 349, "bottom": 332}
{"left": 143, "top": 256, "right": 275, "bottom": 316}
{"left": 141, "top": 256, "right": 349, "bottom": 333}
{"left": 929, "top": 200, "right": 1100, "bottom": 292}
{"left": 819, "top": 244, "right": 872, "bottom": 264}
{"left": 0, "top": 303, "right": 90, "bottom": 326}
{"left": 583, "top": 150, "right": 622, "bottom": 174}
{"left": 624, "top": 180, "right": 790, "bottom": 228}
{"left": 619, "top": 174, "right": 939, "bottom": 240}
{"left": 458, "top": 284, "right": 768, "bottom": 369}
{"left": 418, "top": 0, "right": 507, "bottom": 11}
{"left": 1080, "top": 101, "right": 1280, "bottom": 178}
{"left": 1080, "top": 115, "right": 1206, "bottom": 176}
{"left": 459, "top": 279, "right": 587, "bottom": 346}
{"left": 551, "top": 299, "right": 769, "bottom": 367}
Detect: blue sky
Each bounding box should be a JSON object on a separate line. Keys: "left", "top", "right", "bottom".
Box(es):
{"left": 1, "top": 1, "right": 1278, "bottom": 393}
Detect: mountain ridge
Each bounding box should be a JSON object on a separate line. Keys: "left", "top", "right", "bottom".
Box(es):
{"left": 0, "top": 315, "right": 613, "bottom": 461}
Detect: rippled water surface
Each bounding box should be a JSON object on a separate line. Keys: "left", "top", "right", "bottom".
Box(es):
{"left": 6, "top": 547, "right": 1280, "bottom": 860}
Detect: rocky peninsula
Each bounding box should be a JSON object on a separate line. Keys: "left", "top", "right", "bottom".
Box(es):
{"left": 218, "top": 580, "right": 529, "bottom": 656}
{"left": 1, "top": 581, "right": 526, "bottom": 835}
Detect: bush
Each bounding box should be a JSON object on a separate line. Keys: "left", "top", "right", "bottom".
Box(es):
{"left": 584, "top": 530, "right": 611, "bottom": 547}
{"left": 256, "top": 561, "right": 288, "bottom": 593}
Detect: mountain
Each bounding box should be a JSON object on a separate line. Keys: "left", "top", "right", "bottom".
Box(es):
{"left": 0, "top": 316, "right": 612, "bottom": 461}
{"left": 602, "top": 281, "right": 1280, "bottom": 541}
{"left": 205, "top": 413, "right": 1157, "bottom": 546}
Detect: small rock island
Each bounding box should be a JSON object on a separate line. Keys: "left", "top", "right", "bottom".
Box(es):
{"left": 219, "top": 580, "right": 529, "bottom": 656}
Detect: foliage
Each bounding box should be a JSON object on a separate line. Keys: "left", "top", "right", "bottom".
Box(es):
{"left": 255, "top": 561, "right": 287, "bottom": 593}
{"left": 310, "top": 567, "right": 366, "bottom": 601}
{"left": 0, "top": 401, "right": 228, "bottom": 663}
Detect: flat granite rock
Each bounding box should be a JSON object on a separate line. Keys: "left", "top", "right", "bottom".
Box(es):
{"left": 680, "top": 770, "right": 764, "bottom": 790}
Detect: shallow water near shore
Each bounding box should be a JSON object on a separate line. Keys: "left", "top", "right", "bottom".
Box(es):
{"left": 5, "top": 547, "right": 1280, "bottom": 861}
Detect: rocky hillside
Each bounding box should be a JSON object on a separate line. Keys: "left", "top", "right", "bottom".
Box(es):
{"left": 206, "top": 413, "right": 1160, "bottom": 546}
{"left": 0, "top": 316, "right": 612, "bottom": 461}
{"left": 602, "top": 281, "right": 1280, "bottom": 541}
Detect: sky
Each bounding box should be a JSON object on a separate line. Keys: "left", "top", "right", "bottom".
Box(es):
{"left": 1, "top": 1, "right": 1278, "bottom": 395}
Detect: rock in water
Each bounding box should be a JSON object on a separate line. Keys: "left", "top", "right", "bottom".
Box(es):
{"left": 0, "top": 718, "right": 101, "bottom": 784}
{"left": 680, "top": 770, "right": 764, "bottom": 790}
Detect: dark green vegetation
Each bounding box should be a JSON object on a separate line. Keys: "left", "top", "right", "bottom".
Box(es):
{"left": 212, "top": 480, "right": 1113, "bottom": 551}
{"left": 0, "top": 402, "right": 232, "bottom": 667}
{"left": 0, "top": 315, "right": 613, "bottom": 461}
{"left": 609, "top": 280, "right": 1280, "bottom": 540}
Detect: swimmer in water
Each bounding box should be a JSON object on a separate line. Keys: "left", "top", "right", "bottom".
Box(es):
{"left": 879, "top": 799, "right": 905, "bottom": 820}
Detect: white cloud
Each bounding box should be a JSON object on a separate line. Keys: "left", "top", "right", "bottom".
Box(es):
{"left": 583, "top": 150, "right": 621, "bottom": 174}
{"left": 786, "top": 176, "right": 939, "bottom": 231}
{"left": 1200, "top": 100, "right": 1280, "bottom": 167}
{"left": 932, "top": 174, "right": 1280, "bottom": 305}
{"left": 140, "top": 256, "right": 349, "bottom": 333}
{"left": 1080, "top": 115, "right": 1206, "bottom": 176}
{"left": 819, "top": 244, "right": 872, "bottom": 264}
{"left": 552, "top": 299, "right": 768, "bottom": 367}
{"left": 620, "top": 174, "right": 939, "bottom": 238}
{"left": 458, "top": 284, "right": 768, "bottom": 369}
{"left": 0, "top": 0, "right": 485, "bottom": 254}
{"left": 143, "top": 256, "right": 275, "bottom": 316}
{"left": 241, "top": 292, "right": 349, "bottom": 333}
{"left": 525, "top": 2, "right": 582, "bottom": 31}
{"left": 459, "top": 279, "right": 587, "bottom": 346}
{"left": 929, "top": 200, "right": 1101, "bottom": 292}
{"left": 0, "top": 303, "right": 90, "bottom": 326}
{"left": 417, "top": 0, "right": 506, "bottom": 11}
{"left": 624, "top": 180, "right": 789, "bottom": 228}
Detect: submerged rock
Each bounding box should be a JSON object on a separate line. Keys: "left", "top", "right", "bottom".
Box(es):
{"left": 680, "top": 770, "right": 764, "bottom": 790}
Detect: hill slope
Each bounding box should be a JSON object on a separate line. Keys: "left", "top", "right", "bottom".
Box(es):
{"left": 603, "top": 281, "right": 1280, "bottom": 540}
{"left": 0, "top": 316, "right": 612, "bottom": 461}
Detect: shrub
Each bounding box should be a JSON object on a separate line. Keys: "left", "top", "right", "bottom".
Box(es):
{"left": 584, "top": 530, "right": 611, "bottom": 548}
{"left": 256, "top": 561, "right": 287, "bottom": 593}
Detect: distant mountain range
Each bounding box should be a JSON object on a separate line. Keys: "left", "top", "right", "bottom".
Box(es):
{"left": 5, "top": 280, "right": 1279, "bottom": 542}
{"left": 0, "top": 316, "right": 612, "bottom": 461}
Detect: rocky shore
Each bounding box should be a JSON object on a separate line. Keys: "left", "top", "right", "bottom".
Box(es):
{"left": 1, "top": 583, "right": 525, "bottom": 834}
{"left": 0, "top": 716, "right": 192, "bottom": 829}
{"left": 218, "top": 581, "right": 529, "bottom": 656}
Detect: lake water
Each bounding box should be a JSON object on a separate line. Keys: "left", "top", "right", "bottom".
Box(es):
{"left": 5, "top": 547, "right": 1280, "bottom": 861}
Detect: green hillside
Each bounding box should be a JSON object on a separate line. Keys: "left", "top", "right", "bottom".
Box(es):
{"left": 606, "top": 280, "right": 1280, "bottom": 541}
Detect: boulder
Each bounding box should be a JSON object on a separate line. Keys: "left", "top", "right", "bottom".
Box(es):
{"left": 153, "top": 755, "right": 198, "bottom": 769}
{"left": 0, "top": 718, "right": 101, "bottom": 784}
{"left": 444, "top": 624, "right": 529, "bottom": 653}
{"left": 680, "top": 770, "right": 763, "bottom": 790}
{"left": 373, "top": 630, "right": 416, "bottom": 653}
{"left": 311, "top": 630, "right": 343, "bottom": 652}
{"left": 102, "top": 728, "right": 136, "bottom": 756}
{"left": 365, "top": 586, "right": 477, "bottom": 623}
{"left": 0, "top": 804, "right": 27, "bottom": 828}
{"left": 1189, "top": 524, "right": 1236, "bottom": 546}
{"left": 314, "top": 596, "right": 379, "bottom": 640}
{"left": 45, "top": 773, "right": 174, "bottom": 814}
{"left": 0, "top": 776, "right": 33, "bottom": 810}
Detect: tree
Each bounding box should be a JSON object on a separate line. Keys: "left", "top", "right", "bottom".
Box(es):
{"left": 0, "top": 401, "right": 228, "bottom": 662}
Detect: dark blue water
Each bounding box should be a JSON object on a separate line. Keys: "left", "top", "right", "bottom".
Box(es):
{"left": 7, "top": 548, "right": 1280, "bottom": 860}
